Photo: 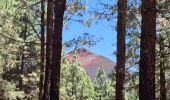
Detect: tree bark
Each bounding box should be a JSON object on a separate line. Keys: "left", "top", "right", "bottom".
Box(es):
{"left": 39, "top": 0, "right": 45, "bottom": 99}
{"left": 50, "top": 0, "right": 66, "bottom": 99}
{"left": 139, "top": 0, "right": 156, "bottom": 99}
{"left": 116, "top": 0, "right": 127, "bottom": 100}
{"left": 43, "top": 0, "right": 54, "bottom": 99}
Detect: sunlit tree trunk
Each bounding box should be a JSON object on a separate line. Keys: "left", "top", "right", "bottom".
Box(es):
{"left": 116, "top": 0, "right": 127, "bottom": 100}
{"left": 139, "top": 0, "right": 156, "bottom": 99}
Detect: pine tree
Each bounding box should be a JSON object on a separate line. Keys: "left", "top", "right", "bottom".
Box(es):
{"left": 139, "top": 0, "right": 156, "bottom": 99}
{"left": 60, "top": 52, "right": 94, "bottom": 100}
{"left": 0, "top": 0, "right": 41, "bottom": 99}
{"left": 116, "top": 0, "right": 127, "bottom": 99}
{"left": 43, "top": 0, "right": 53, "bottom": 99}
{"left": 106, "top": 80, "right": 115, "bottom": 99}
{"left": 156, "top": 1, "right": 170, "bottom": 99}
{"left": 50, "top": 0, "right": 66, "bottom": 99}
{"left": 93, "top": 65, "right": 107, "bottom": 99}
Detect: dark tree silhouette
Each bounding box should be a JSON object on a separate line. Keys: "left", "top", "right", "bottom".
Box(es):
{"left": 39, "top": 0, "right": 45, "bottom": 99}
{"left": 116, "top": 0, "right": 127, "bottom": 100}
{"left": 43, "top": 0, "right": 54, "bottom": 99}
{"left": 139, "top": 0, "right": 156, "bottom": 99}
{"left": 50, "top": 0, "right": 66, "bottom": 99}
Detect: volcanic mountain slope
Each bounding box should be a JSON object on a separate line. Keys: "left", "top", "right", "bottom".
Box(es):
{"left": 66, "top": 48, "right": 116, "bottom": 80}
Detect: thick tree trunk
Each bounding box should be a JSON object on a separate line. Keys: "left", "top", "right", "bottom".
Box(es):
{"left": 39, "top": 0, "right": 45, "bottom": 99}
{"left": 43, "top": 0, "right": 54, "bottom": 99}
{"left": 50, "top": 0, "right": 66, "bottom": 99}
{"left": 139, "top": 0, "right": 156, "bottom": 99}
{"left": 116, "top": 0, "right": 127, "bottom": 100}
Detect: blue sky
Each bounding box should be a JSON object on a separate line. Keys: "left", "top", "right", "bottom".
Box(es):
{"left": 63, "top": 0, "right": 117, "bottom": 62}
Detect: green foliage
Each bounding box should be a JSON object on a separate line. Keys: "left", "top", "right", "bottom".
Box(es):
{"left": 0, "top": 79, "right": 24, "bottom": 100}
{"left": 0, "top": 0, "right": 40, "bottom": 99}
{"left": 126, "top": 73, "right": 139, "bottom": 100}
{"left": 60, "top": 52, "right": 94, "bottom": 99}
{"left": 63, "top": 33, "right": 103, "bottom": 49}
{"left": 93, "top": 65, "right": 114, "bottom": 99}
{"left": 0, "top": 0, "right": 169, "bottom": 99}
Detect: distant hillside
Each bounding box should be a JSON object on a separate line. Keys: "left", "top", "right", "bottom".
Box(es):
{"left": 66, "top": 48, "right": 116, "bottom": 80}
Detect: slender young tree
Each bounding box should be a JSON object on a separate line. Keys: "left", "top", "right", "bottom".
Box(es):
{"left": 39, "top": 0, "right": 45, "bottom": 99}
{"left": 50, "top": 0, "right": 66, "bottom": 99}
{"left": 139, "top": 0, "right": 156, "bottom": 99}
{"left": 60, "top": 53, "right": 94, "bottom": 99}
{"left": 93, "top": 65, "right": 108, "bottom": 100}
{"left": 116, "top": 0, "right": 127, "bottom": 100}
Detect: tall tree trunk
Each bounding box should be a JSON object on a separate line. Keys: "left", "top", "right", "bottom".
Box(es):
{"left": 39, "top": 0, "right": 45, "bottom": 99}
{"left": 50, "top": 0, "right": 66, "bottom": 99}
{"left": 43, "top": 0, "right": 54, "bottom": 99}
{"left": 139, "top": 0, "right": 156, "bottom": 99}
{"left": 116, "top": 0, "right": 127, "bottom": 100}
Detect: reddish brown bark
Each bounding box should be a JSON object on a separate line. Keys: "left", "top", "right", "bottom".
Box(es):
{"left": 50, "top": 0, "right": 66, "bottom": 99}
{"left": 43, "top": 0, "right": 54, "bottom": 99}
{"left": 139, "top": 0, "right": 156, "bottom": 99}
{"left": 116, "top": 0, "right": 127, "bottom": 100}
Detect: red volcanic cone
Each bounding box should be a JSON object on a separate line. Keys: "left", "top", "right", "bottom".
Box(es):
{"left": 66, "top": 48, "right": 115, "bottom": 80}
